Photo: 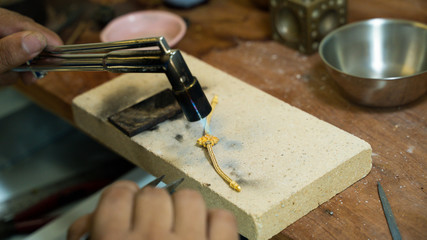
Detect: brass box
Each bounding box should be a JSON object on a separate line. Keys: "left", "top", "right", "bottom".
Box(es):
{"left": 271, "top": 0, "right": 347, "bottom": 54}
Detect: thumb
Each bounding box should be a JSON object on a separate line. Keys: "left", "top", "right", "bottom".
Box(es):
{"left": 0, "top": 31, "right": 47, "bottom": 73}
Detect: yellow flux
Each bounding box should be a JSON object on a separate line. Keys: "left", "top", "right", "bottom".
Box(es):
{"left": 197, "top": 134, "right": 219, "bottom": 147}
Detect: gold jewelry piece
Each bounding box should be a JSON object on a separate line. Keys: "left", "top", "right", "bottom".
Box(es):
{"left": 197, "top": 96, "right": 241, "bottom": 192}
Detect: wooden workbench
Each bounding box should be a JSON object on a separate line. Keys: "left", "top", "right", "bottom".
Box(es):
{"left": 15, "top": 0, "right": 426, "bottom": 239}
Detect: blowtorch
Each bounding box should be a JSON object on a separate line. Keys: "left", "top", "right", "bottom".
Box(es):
{"left": 13, "top": 37, "right": 212, "bottom": 122}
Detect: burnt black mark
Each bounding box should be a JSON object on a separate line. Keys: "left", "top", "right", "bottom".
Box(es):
{"left": 224, "top": 140, "right": 243, "bottom": 150}
{"left": 148, "top": 125, "right": 159, "bottom": 131}
{"left": 99, "top": 85, "right": 140, "bottom": 119}
{"left": 235, "top": 177, "right": 259, "bottom": 187}
{"left": 175, "top": 134, "right": 184, "bottom": 142}
{"left": 224, "top": 162, "right": 259, "bottom": 187}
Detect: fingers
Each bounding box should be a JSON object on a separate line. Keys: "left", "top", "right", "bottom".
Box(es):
{"left": 90, "top": 180, "right": 139, "bottom": 239}
{"left": 0, "top": 31, "right": 47, "bottom": 85}
{"left": 67, "top": 180, "right": 239, "bottom": 240}
{"left": 67, "top": 214, "right": 92, "bottom": 240}
{"left": 173, "top": 189, "right": 207, "bottom": 240}
{"left": 20, "top": 72, "right": 38, "bottom": 84}
{"left": 0, "top": 8, "right": 63, "bottom": 86}
{"left": 208, "top": 209, "right": 239, "bottom": 240}
{"left": 0, "top": 8, "right": 62, "bottom": 46}
{"left": 132, "top": 186, "right": 174, "bottom": 237}
{"left": 0, "top": 31, "right": 46, "bottom": 72}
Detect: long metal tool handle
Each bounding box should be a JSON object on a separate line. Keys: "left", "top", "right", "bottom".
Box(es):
{"left": 45, "top": 37, "right": 170, "bottom": 54}
{"left": 12, "top": 36, "right": 212, "bottom": 122}
{"left": 378, "top": 182, "right": 402, "bottom": 240}
{"left": 13, "top": 37, "right": 171, "bottom": 74}
{"left": 13, "top": 50, "right": 166, "bottom": 73}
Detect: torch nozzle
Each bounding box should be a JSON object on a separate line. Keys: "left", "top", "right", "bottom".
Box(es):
{"left": 165, "top": 50, "right": 211, "bottom": 122}
{"left": 173, "top": 78, "right": 212, "bottom": 122}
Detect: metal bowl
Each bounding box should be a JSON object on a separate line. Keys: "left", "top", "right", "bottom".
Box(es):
{"left": 319, "top": 18, "right": 427, "bottom": 107}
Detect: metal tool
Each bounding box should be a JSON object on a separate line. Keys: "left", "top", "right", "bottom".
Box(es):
{"left": 13, "top": 37, "right": 211, "bottom": 122}
{"left": 147, "top": 175, "right": 184, "bottom": 194}
{"left": 377, "top": 182, "right": 402, "bottom": 240}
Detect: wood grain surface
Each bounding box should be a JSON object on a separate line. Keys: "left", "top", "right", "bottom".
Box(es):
{"left": 14, "top": 0, "right": 426, "bottom": 239}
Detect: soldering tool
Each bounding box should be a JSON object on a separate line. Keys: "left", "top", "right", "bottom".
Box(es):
{"left": 13, "top": 37, "right": 212, "bottom": 122}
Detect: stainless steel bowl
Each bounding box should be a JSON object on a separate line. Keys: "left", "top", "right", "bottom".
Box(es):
{"left": 319, "top": 18, "right": 427, "bottom": 107}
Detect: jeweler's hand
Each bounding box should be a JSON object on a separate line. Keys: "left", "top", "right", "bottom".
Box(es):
{"left": 0, "top": 8, "right": 62, "bottom": 86}
{"left": 67, "top": 180, "right": 239, "bottom": 240}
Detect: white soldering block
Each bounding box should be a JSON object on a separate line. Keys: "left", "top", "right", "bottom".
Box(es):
{"left": 72, "top": 53, "right": 372, "bottom": 240}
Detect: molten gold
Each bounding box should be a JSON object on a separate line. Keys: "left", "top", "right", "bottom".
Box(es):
{"left": 197, "top": 134, "right": 219, "bottom": 147}
{"left": 197, "top": 95, "right": 241, "bottom": 192}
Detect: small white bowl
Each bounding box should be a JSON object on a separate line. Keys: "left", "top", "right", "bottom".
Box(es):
{"left": 100, "top": 10, "right": 187, "bottom": 47}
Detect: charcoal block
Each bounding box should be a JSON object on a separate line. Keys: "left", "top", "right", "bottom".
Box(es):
{"left": 108, "top": 89, "right": 182, "bottom": 137}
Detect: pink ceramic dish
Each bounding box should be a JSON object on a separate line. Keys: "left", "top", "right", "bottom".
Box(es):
{"left": 100, "top": 10, "right": 187, "bottom": 47}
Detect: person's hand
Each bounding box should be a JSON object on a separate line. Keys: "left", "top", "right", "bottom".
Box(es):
{"left": 0, "top": 8, "right": 62, "bottom": 86}
{"left": 67, "top": 180, "right": 239, "bottom": 240}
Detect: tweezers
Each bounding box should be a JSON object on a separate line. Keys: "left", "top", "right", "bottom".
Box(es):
{"left": 147, "top": 175, "right": 184, "bottom": 194}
